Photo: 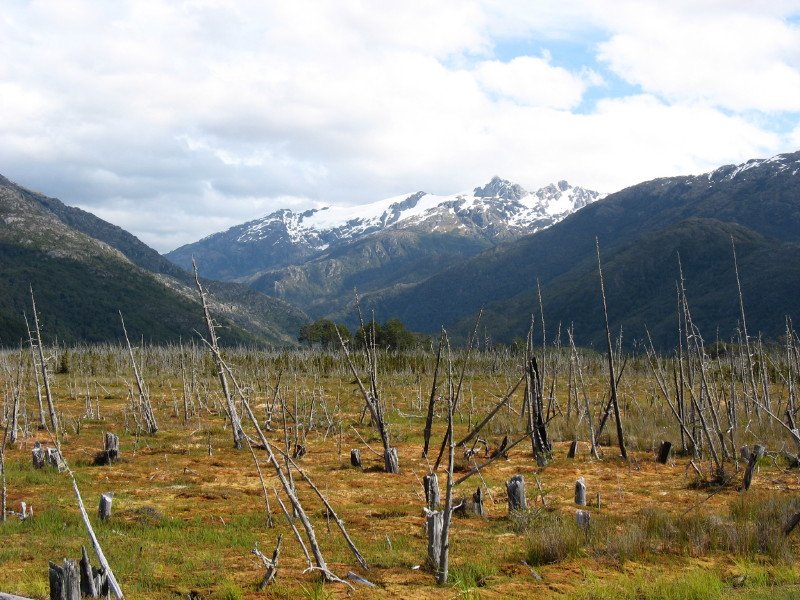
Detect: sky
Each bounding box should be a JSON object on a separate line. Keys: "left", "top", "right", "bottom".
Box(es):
{"left": 2, "top": 1, "right": 800, "bottom": 252}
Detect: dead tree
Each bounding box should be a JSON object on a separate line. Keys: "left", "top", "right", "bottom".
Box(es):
{"left": 23, "top": 312, "right": 47, "bottom": 430}
{"left": 575, "top": 478, "right": 587, "bottom": 506}
{"left": 98, "top": 493, "right": 113, "bottom": 521}
{"left": 422, "top": 331, "right": 445, "bottom": 457}
{"left": 336, "top": 323, "right": 398, "bottom": 473}
{"left": 253, "top": 535, "right": 283, "bottom": 589}
{"left": 507, "top": 475, "right": 526, "bottom": 513}
{"left": 30, "top": 288, "right": 58, "bottom": 437}
{"left": 423, "top": 473, "right": 440, "bottom": 510}
{"left": 192, "top": 260, "right": 244, "bottom": 449}
{"left": 49, "top": 559, "right": 80, "bottom": 600}
{"left": 119, "top": 312, "right": 157, "bottom": 434}
{"left": 595, "top": 239, "right": 627, "bottom": 459}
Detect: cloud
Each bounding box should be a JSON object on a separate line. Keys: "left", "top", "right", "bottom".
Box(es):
{"left": 0, "top": 1, "right": 798, "bottom": 252}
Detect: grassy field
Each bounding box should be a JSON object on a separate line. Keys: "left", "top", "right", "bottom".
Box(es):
{"left": 0, "top": 344, "right": 799, "bottom": 599}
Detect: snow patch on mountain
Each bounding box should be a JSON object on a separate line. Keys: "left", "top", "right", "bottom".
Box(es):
{"left": 234, "top": 176, "right": 603, "bottom": 250}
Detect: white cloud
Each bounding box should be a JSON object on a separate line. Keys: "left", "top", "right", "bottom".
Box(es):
{"left": 0, "top": 0, "right": 798, "bottom": 252}
{"left": 474, "top": 55, "right": 597, "bottom": 109}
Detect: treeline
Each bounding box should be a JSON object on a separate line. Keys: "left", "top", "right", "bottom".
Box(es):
{"left": 298, "top": 317, "right": 421, "bottom": 351}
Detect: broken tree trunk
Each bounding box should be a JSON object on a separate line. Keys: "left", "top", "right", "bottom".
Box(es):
{"left": 253, "top": 534, "right": 283, "bottom": 590}
{"left": 49, "top": 559, "right": 80, "bottom": 600}
{"left": 423, "top": 473, "right": 440, "bottom": 510}
{"left": 98, "top": 493, "right": 113, "bottom": 521}
{"left": 656, "top": 441, "right": 672, "bottom": 464}
{"left": 30, "top": 288, "right": 59, "bottom": 437}
{"left": 94, "top": 433, "right": 119, "bottom": 466}
{"left": 349, "top": 448, "right": 361, "bottom": 468}
{"left": 32, "top": 442, "right": 45, "bottom": 469}
{"left": 507, "top": 475, "right": 526, "bottom": 513}
{"left": 575, "top": 478, "right": 587, "bottom": 506}
{"left": 743, "top": 444, "right": 765, "bottom": 491}
{"left": 425, "top": 510, "right": 443, "bottom": 573}
{"left": 472, "top": 487, "right": 485, "bottom": 517}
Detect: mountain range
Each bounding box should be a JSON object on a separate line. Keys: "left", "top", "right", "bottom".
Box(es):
{"left": 363, "top": 152, "right": 800, "bottom": 347}
{"left": 0, "top": 175, "right": 306, "bottom": 345}
{"left": 166, "top": 178, "right": 601, "bottom": 317}
{"left": 2, "top": 150, "right": 798, "bottom": 349}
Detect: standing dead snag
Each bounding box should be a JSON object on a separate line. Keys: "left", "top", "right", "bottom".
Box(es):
{"left": 335, "top": 324, "right": 398, "bottom": 473}
{"left": 595, "top": 239, "right": 627, "bottom": 459}
{"left": 119, "top": 312, "right": 157, "bottom": 434}
{"left": 422, "top": 331, "right": 445, "bottom": 457}
{"left": 192, "top": 260, "right": 244, "bottom": 449}
{"left": 30, "top": 288, "right": 59, "bottom": 437}
{"left": 507, "top": 475, "right": 526, "bottom": 513}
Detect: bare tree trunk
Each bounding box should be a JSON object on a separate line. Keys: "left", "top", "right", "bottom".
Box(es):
{"left": 595, "top": 239, "right": 627, "bottom": 459}
{"left": 192, "top": 261, "right": 244, "bottom": 449}
{"left": 30, "top": 288, "right": 58, "bottom": 437}
{"left": 119, "top": 312, "right": 157, "bottom": 434}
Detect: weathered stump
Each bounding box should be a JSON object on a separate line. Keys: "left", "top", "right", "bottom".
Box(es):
{"left": 506, "top": 475, "right": 526, "bottom": 513}
{"left": 472, "top": 487, "right": 485, "bottom": 517}
{"left": 575, "top": 478, "right": 587, "bottom": 506}
{"left": 425, "top": 510, "right": 443, "bottom": 573}
{"left": 656, "top": 441, "right": 672, "bottom": 464}
{"left": 94, "top": 433, "right": 120, "bottom": 466}
{"left": 98, "top": 493, "right": 113, "bottom": 521}
{"left": 350, "top": 448, "right": 361, "bottom": 468}
{"left": 79, "top": 546, "right": 97, "bottom": 598}
{"left": 47, "top": 448, "right": 66, "bottom": 472}
{"left": 740, "top": 445, "right": 751, "bottom": 462}
{"left": 32, "top": 442, "right": 45, "bottom": 469}
{"left": 743, "top": 444, "right": 765, "bottom": 491}
{"left": 576, "top": 509, "right": 591, "bottom": 529}
{"left": 423, "top": 473, "right": 440, "bottom": 510}
{"left": 384, "top": 447, "right": 399, "bottom": 474}
{"left": 49, "top": 559, "right": 80, "bottom": 600}
{"left": 567, "top": 440, "right": 578, "bottom": 459}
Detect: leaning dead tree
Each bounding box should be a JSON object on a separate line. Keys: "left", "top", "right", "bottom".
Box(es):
{"left": 29, "top": 288, "right": 59, "bottom": 436}
{"left": 336, "top": 312, "right": 398, "bottom": 473}
{"left": 119, "top": 312, "right": 158, "bottom": 434}
{"left": 204, "top": 343, "right": 362, "bottom": 585}
{"left": 192, "top": 260, "right": 244, "bottom": 449}
{"left": 23, "top": 312, "right": 47, "bottom": 430}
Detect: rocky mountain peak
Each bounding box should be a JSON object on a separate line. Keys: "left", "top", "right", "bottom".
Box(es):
{"left": 473, "top": 176, "right": 528, "bottom": 201}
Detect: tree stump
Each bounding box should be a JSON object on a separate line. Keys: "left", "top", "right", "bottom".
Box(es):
{"left": 49, "top": 559, "right": 80, "bottom": 600}
{"left": 47, "top": 448, "right": 66, "bottom": 472}
{"left": 740, "top": 445, "right": 751, "bottom": 462}
{"left": 32, "top": 442, "right": 45, "bottom": 469}
{"left": 567, "top": 440, "right": 578, "bottom": 459}
{"left": 425, "top": 510, "right": 443, "bottom": 573}
{"left": 506, "top": 475, "right": 526, "bottom": 513}
{"left": 743, "top": 444, "right": 765, "bottom": 491}
{"left": 423, "top": 473, "right": 440, "bottom": 510}
{"left": 384, "top": 447, "right": 399, "bottom": 474}
{"left": 472, "top": 487, "right": 485, "bottom": 517}
{"left": 98, "top": 493, "right": 113, "bottom": 521}
{"left": 575, "top": 478, "right": 587, "bottom": 506}
{"left": 79, "top": 546, "right": 98, "bottom": 598}
{"left": 576, "top": 509, "right": 591, "bottom": 529}
{"left": 350, "top": 448, "right": 361, "bottom": 468}
{"left": 94, "top": 433, "right": 120, "bottom": 466}
{"left": 656, "top": 441, "right": 672, "bottom": 464}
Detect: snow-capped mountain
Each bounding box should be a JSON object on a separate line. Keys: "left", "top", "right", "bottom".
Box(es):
{"left": 166, "top": 177, "right": 602, "bottom": 282}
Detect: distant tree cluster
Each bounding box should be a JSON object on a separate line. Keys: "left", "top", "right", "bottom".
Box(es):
{"left": 355, "top": 318, "right": 416, "bottom": 351}
{"left": 298, "top": 317, "right": 418, "bottom": 351}
{"left": 298, "top": 319, "right": 350, "bottom": 349}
